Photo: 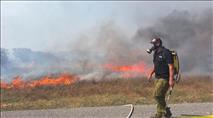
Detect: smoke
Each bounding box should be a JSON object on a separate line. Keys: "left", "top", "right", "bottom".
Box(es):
{"left": 1, "top": 48, "right": 20, "bottom": 79}
{"left": 59, "top": 22, "right": 146, "bottom": 80}
{"left": 69, "top": 21, "right": 149, "bottom": 64}
{"left": 1, "top": 9, "right": 212, "bottom": 81}
{"left": 1, "top": 48, "right": 75, "bottom": 81}
{"left": 134, "top": 9, "right": 213, "bottom": 74}
{"left": 69, "top": 9, "right": 213, "bottom": 76}
{"left": 94, "top": 22, "right": 139, "bottom": 64}
{"left": 1, "top": 48, "right": 10, "bottom": 68}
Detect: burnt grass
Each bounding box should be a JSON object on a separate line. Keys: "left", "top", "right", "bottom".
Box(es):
{"left": 1, "top": 76, "right": 212, "bottom": 111}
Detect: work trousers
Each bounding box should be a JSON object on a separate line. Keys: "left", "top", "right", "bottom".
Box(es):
{"left": 154, "top": 78, "right": 170, "bottom": 118}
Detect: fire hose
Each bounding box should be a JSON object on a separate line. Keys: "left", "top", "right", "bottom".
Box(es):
{"left": 123, "top": 104, "right": 134, "bottom": 118}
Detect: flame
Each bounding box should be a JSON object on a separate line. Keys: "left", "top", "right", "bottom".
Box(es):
{"left": 29, "top": 73, "right": 76, "bottom": 88}
{"left": 0, "top": 73, "right": 79, "bottom": 89}
{"left": 12, "top": 76, "right": 25, "bottom": 88}
{"left": 103, "top": 61, "right": 152, "bottom": 78}
{"left": 0, "top": 81, "right": 9, "bottom": 89}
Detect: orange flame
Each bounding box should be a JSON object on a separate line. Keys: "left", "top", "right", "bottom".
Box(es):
{"left": 12, "top": 76, "right": 25, "bottom": 88}
{"left": 103, "top": 61, "right": 152, "bottom": 78}
{"left": 0, "top": 73, "right": 79, "bottom": 89}
{"left": 0, "top": 81, "right": 9, "bottom": 89}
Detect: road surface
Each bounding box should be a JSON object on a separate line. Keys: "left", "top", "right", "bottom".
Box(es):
{"left": 1, "top": 103, "right": 213, "bottom": 118}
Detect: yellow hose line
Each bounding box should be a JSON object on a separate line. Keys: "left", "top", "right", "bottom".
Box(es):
{"left": 181, "top": 115, "right": 213, "bottom": 118}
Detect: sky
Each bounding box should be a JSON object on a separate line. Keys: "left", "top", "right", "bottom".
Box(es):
{"left": 1, "top": 1, "right": 212, "bottom": 52}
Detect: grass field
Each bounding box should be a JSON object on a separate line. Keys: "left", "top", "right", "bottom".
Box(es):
{"left": 1, "top": 76, "right": 212, "bottom": 111}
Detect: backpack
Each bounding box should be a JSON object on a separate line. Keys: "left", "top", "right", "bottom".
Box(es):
{"left": 170, "top": 50, "right": 181, "bottom": 83}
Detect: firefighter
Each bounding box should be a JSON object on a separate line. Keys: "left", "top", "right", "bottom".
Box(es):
{"left": 147, "top": 38, "right": 174, "bottom": 118}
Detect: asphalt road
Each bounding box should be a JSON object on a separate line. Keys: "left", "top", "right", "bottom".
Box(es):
{"left": 1, "top": 103, "right": 213, "bottom": 118}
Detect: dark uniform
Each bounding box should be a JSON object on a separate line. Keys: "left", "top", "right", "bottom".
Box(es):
{"left": 153, "top": 46, "right": 173, "bottom": 118}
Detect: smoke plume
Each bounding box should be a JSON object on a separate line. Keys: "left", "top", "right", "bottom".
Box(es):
{"left": 1, "top": 9, "right": 212, "bottom": 82}
{"left": 134, "top": 9, "right": 213, "bottom": 74}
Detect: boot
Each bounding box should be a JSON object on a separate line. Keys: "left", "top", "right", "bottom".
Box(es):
{"left": 165, "top": 107, "right": 172, "bottom": 118}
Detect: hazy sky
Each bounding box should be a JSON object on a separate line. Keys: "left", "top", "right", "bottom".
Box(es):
{"left": 1, "top": 1, "right": 212, "bottom": 51}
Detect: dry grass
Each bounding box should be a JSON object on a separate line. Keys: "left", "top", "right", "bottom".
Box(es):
{"left": 1, "top": 76, "right": 212, "bottom": 111}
